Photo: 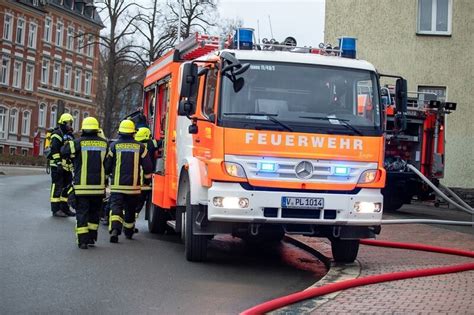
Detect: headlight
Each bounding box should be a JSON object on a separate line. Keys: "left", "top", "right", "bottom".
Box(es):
{"left": 224, "top": 162, "right": 247, "bottom": 178}
{"left": 213, "top": 197, "right": 249, "bottom": 209}
{"left": 358, "top": 170, "right": 378, "bottom": 184}
{"left": 354, "top": 202, "right": 382, "bottom": 213}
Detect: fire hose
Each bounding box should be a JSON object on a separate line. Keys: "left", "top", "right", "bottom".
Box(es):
{"left": 240, "top": 239, "right": 474, "bottom": 315}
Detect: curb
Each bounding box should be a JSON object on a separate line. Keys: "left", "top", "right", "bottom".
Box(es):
{"left": 271, "top": 236, "right": 361, "bottom": 314}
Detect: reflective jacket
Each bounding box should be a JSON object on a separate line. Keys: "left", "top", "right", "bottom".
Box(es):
{"left": 105, "top": 135, "right": 153, "bottom": 194}
{"left": 50, "top": 127, "right": 74, "bottom": 171}
{"left": 139, "top": 138, "right": 161, "bottom": 190}
{"left": 61, "top": 134, "right": 108, "bottom": 196}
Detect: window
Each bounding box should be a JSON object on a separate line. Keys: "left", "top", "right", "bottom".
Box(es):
{"left": 10, "top": 147, "right": 16, "bottom": 155}
{"left": 9, "top": 108, "right": 18, "bottom": 134}
{"left": 44, "top": 17, "right": 52, "bottom": 42}
{"left": 83, "top": 112, "right": 89, "bottom": 119}
{"left": 52, "top": 62, "right": 61, "bottom": 87}
{"left": 25, "top": 63, "right": 34, "bottom": 91}
{"left": 202, "top": 68, "right": 217, "bottom": 117}
{"left": 66, "top": 27, "right": 74, "bottom": 50}
{"left": 28, "top": 23, "right": 37, "bottom": 48}
{"left": 87, "top": 35, "right": 94, "bottom": 57}
{"left": 0, "top": 106, "right": 8, "bottom": 139}
{"left": 21, "top": 111, "right": 31, "bottom": 136}
{"left": 84, "top": 71, "right": 92, "bottom": 95}
{"left": 41, "top": 59, "right": 49, "bottom": 84}
{"left": 38, "top": 103, "right": 46, "bottom": 128}
{"left": 12, "top": 60, "right": 22, "bottom": 88}
{"left": 22, "top": 148, "right": 28, "bottom": 156}
{"left": 74, "top": 69, "right": 82, "bottom": 93}
{"left": 64, "top": 65, "right": 72, "bottom": 90}
{"left": 77, "top": 31, "right": 84, "bottom": 54}
{"left": 418, "top": 86, "right": 447, "bottom": 102}
{"left": 418, "top": 0, "right": 452, "bottom": 35}
{"left": 72, "top": 110, "right": 80, "bottom": 131}
{"left": 3, "top": 13, "right": 13, "bottom": 41}
{"left": 55, "top": 22, "right": 63, "bottom": 46}
{"left": 1, "top": 57, "right": 10, "bottom": 85}
{"left": 50, "top": 105, "right": 57, "bottom": 128}
{"left": 16, "top": 18, "right": 25, "bottom": 45}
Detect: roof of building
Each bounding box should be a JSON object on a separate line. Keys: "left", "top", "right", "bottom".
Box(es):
{"left": 48, "top": 0, "right": 104, "bottom": 28}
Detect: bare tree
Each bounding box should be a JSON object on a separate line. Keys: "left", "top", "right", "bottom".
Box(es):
{"left": 218, "top": 17, "right": 243, "bottom": 38}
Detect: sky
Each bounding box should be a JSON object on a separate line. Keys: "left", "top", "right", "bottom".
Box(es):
{"left": 218, "top": 0, "right": 326, "bottom": 47}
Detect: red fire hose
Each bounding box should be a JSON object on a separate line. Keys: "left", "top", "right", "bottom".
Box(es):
{"left": 240, "top": 239, "right": 474, "bottom": 315}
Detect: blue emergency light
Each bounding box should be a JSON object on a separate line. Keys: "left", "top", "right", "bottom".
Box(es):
{"left": 334, "top": 166, "right": 350, "bottom": 176}
{"left": 338, "top": 37, "right": 357, "bottom": 59}
{"left": 259, "top": 162, "right": 277, "bottom": 172}
{"left": 234, "top": 28, "right": 254, "bottom": 50}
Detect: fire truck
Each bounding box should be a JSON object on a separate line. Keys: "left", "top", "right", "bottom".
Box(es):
{"left": 134, "top": 32, "right": 417, "bottom": 263}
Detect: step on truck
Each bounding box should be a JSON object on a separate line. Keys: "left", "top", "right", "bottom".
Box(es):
{"left": 136, "top": 32, "right": 409, "bottom": 262}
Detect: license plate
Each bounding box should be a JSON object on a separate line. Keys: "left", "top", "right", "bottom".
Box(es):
{"left": 281, "top": 197, "right": 324, "bottom": 209}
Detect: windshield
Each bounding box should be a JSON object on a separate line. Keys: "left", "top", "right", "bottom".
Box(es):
{"left": 219, "top": 61, "right": 381, "bottom": 135}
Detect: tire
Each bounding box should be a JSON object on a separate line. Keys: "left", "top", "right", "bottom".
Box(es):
{"left": 383, "top": 200, "right": 404, "bottom": 212}
{"left": 147, "top": 201, "right": 167, "bottom": 234}
{"left": 331, "top": 239, "right": 360, "bottom": 263}
{"left": 184, "top": 191, "right": 207, "bottom": 262}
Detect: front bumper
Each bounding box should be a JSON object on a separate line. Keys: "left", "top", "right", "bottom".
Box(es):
{"left": 207, "top": 182, "right": 383, "bottom": 225}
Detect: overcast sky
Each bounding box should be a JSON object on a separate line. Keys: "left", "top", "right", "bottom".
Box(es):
{"left": 218, "top": 0, "right": 326, "bottom": 47}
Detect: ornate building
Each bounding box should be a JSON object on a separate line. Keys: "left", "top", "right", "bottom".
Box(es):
{"left": 0, "top": 0, "right": 103, "bottom": 156}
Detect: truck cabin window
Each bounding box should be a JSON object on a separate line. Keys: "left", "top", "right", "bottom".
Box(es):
{"left": 219, "top": 62, "right": 381, "bottom": 135}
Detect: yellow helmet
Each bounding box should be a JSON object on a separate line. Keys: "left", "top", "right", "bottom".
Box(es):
{"left": 81, "top": 117, "right": 100, "bottom": 131}
{"left": 135, "top": 127, "right": 151, "bottom": 142}
{"left": 58, "top": 113, "right": 74, "bottom": 124}
{"left": 119, "top": 119, "right": 136, "bottom": 134}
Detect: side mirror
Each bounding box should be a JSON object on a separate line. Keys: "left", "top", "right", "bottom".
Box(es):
{"left": 178, "top": 99, "right": 196, "bottom": 116}
{"left": 395, "top": 78, "right": 407, "bottom": 113}
{"left": 179, "top": 63, "right": 198, "bottom": 99}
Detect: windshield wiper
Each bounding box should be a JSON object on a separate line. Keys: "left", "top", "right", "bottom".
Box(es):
{"left": 299, "top": 115, "right": 363, "bottom": 136}
{"left": 223, "top": 112, "right": 293, "bottom": 132}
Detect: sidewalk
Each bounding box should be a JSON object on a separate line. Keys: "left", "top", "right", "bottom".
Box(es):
{"left": 278, "top": 222, "right": 474, "bottom": 314}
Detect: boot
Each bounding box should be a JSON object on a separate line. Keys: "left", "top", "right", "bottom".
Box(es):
{"left": 61, "top": 203, "right": 76, "bottom": 217}
{"left": 124, "top": 229, "right": 134, "bottom": 240}
{"left": 78, "top": 243, "right": 88, "bottom": 249}
{"left": 110, "top": 229, "right": 119, "bottom": 243}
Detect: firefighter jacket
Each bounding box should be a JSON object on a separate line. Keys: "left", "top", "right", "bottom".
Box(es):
{"left": 49, "top": 127, "right": 74, "bottom": 171}
{"left": 105, "top": 135, "right": 153, "bottom": 194}
{"left": 61, "top": 134, "right": 108, "bottom": 196}
{"left": 139, "top": 138, "right": 161, "bottom": 190}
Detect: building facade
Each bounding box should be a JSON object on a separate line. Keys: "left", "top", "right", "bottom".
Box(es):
{"left": 0, "top": 0, "right": 102, "bottom": 157}
{"left": 325, "top": 0, "right": 473, "bottom": 188}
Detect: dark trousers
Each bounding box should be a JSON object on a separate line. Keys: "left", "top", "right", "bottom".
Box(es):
{"left": 135, "top": 190, "right": 151, "bottom": 215}
{"left": 75, "top": 195, "right": 103, "bottom": 245}
{"left": 50, "top": 167, "right": 72, "bottom": 213}
{"left": 109, "top": 193, "right": 138, "bottom": 236}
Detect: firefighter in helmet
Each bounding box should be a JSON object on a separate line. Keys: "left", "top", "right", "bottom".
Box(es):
{"left": 134, "top": 127, "right": 161, "bottom": 216}
{"left": 105, "top": 120, "right": 153, "bottom": 243}
{"left": 61, "top": 117, "right": 108, "bottom": 249}
{"left": 49, "top": 113, "right": 75, "bottom": 217}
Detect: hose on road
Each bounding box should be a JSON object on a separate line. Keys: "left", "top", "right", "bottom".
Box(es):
{"left": 240, "top": 239, "right": 474, "bottom": 315}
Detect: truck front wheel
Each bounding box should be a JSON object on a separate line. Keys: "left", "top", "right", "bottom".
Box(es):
{"left": 331, "top": 239, "right": 360, "bottom": 263}
{"left": 184, "top": 191, "right": 208, "bottom": 262}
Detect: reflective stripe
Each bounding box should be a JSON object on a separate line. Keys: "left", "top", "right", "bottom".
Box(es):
{"left": 74, "top": 184, "right": 105, "bottom": 189}
{"left": 52, "top": 153, "right": 61, "bottom": 159}
{"left": 123, "top": 221, "right": 134, "bottom": 229}
{"left": 88, "top": 223, "right": 99, "bottom": 230}
{"left": 110, "top": 189, "right": 141, "bottom": 195}
{"left": 76, "top": 226, "right": 89, "bottom": 235}
{"left": 50, "top": 183, "right": 55, "bottom": 199}
{"left": 60, "top": 197, "right": 68, "bottom": 202}
{"left": 110, "top": 184, "right": 140, "bottom": 190}
{"left": 141, "top": 147, "right": 148, "bottom": 159}
{"left": 75, "top": 189, "right": 105, "bottom": 195}
{"left": 69, "top": 141, "right": 75, "bottom": 154}
{"left": 152, "top": 139, "right": 158, "bottom": 147}
{"left": 81, "top": 150, "right": 88, "bottom": 185}
{"left": 67, "top": 186, "right": 74, "bottom": 194}
{"left": 114, "top": 152, "right": 121, "bottom": 187}
{"left": 51, "top": 134, "right": 62, "bottom": 141}
{"left": 100, "top": 150, "right": 105, "bottom": 186}
{"left": 133, "top": 151, "right": 139, "bottom": 189}
{"left": 50, "top": 198, "right": 61, "bottom": 203}
{"left": 141, "top": 186, "right": 152, "bottom": 191}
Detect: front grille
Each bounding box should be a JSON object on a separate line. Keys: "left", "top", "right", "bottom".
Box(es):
{"left": 282, "top": 208, "right": 321, "bottom": 219}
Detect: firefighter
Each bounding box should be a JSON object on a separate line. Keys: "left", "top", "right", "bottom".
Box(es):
{"left": 49, "top": 113, "right": 75, "bottom": 217}
{"left": 105, "top": 120, "right": 153, "bottom": 243}
{"left": 134, "top": 127, "right": 161, "bottom": 216}
{"left": 61, "top": 117, "right": 107, "bottom": 249}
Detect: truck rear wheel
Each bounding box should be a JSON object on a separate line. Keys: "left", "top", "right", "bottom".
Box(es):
{"left": 184, "top": 191, "right": 207, "bottom": 262}
{"left": 147, "top": 201, "right": 167, "bottom": 234}
{"left": 331, "top": 239, "right": 360, "bottom": 263}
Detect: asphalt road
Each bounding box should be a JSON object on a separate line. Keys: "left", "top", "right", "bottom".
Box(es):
{"left": 0, "top": 173, "right": 325, "bottom": 314}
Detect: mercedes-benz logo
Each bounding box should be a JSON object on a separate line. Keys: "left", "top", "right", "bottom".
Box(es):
{"left": 295, "top": 161, "right": 313, "bottom": 179}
